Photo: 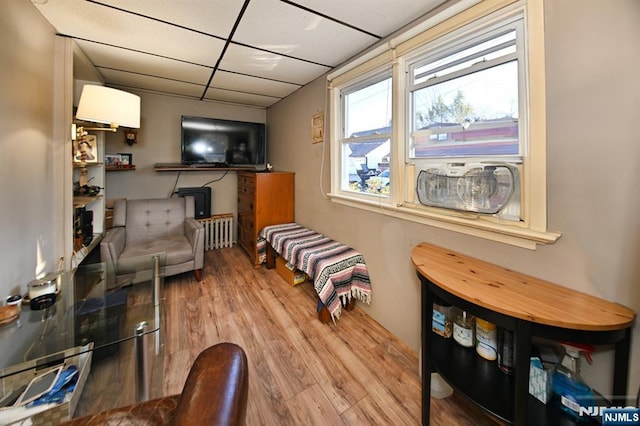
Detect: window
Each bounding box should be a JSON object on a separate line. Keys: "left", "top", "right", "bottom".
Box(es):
{"left": 409, "top": 27, "right": 520, "bottom": 159}
{"left": 407, "top": 21, "right": 523, "bottom": 222}
{"left": 328, "top": 0, "right": 559, "bottom": 248}
{"left": 339, "top": 75, "right": 392, "bottom": 196}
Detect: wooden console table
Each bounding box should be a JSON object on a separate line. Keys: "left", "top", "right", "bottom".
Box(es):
{"left": 411, "top": 242, "right": 635, "bottom": 425}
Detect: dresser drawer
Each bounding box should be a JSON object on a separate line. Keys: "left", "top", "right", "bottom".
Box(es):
{"left": 238, "top": 214, "right": 255, "bottom": 236}
{"left": 237, "top": 174, "right": 256, "bottom": 197}
{"left": 238, "top": 209, "right": 256, "bottom": 230}
{"left": 237, "top": 195, "right": 254, "bottom": 214}
{"left": 238, "top": 184, "right": 255, "bottom": 198}
{"left": 240, "top": 233, "right": 255, "bottom": 253}
{"left": 237, "top": 223, "right": 256, "bottom": 255}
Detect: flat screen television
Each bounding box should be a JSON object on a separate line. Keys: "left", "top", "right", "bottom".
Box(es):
{"left": 181, "top": 116, "right": 266, "bottom": 167}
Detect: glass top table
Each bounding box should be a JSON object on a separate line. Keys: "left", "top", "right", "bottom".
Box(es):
{"left": 0, "top": 253, "right": 166, "bottom": 423}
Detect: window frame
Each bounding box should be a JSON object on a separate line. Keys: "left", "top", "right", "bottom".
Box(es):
{"left": 327, "top": 0, "right": 560, "bottom": 249}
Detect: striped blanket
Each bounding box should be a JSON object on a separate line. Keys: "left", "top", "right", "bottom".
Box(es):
{"left": 257, "top": 223, "right": 372, "bottom": 321}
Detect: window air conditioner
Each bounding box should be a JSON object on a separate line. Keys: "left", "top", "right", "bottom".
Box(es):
{"left": 416, "top": 162, "right": 519, "bottom": 215}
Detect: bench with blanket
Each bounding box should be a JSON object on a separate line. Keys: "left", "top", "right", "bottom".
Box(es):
{"left": 257, "top": 223, "right": 372, "bottom": 321}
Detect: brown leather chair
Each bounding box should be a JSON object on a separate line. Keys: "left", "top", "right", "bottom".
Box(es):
{"left": 64, "top": 342, "right": 249, "bottom": 425}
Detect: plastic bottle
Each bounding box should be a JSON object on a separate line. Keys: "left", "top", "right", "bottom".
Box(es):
{"left": 453, "top": 310, "right": 475, "bottom": 348}
{"left": 550, "top": 342, "right": 595, "bottom": 419}
{"left": 497, "top": 328, "right": 514, "bottom": 374}
{"left": 432, "top": 298, "right": 452, "bottom": 338}
{"left": 475, "top": 318, "right": 497, "bottom": 361}
{"left": 430, "top": 373, "right": 453, "bottom": 399}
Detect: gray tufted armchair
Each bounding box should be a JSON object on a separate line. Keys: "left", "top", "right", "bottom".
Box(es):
{"left": 101, "top": 197, "right": 204, "bottom": 281}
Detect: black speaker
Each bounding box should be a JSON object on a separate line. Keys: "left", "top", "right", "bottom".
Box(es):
{"left": 82, "top": 210, "right": 93, "bottom": 244}
{"left": 178, "top": 187, "right": 211, "bottom": 219}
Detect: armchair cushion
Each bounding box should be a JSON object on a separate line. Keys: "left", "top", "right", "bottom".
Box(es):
{"left": 121, "top": 235, "right": 193, "bottom": 265}
{"left": 124, "top": 198, "right": 188, "bottom": 245}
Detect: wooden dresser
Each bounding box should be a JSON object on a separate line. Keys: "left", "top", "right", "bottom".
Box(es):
{"left": 237, "top": 171, "right": 294, "bottom": 266}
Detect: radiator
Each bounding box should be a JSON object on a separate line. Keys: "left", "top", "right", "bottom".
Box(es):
{"left": 199, "top": 214, "right": 235, "bottom": 250}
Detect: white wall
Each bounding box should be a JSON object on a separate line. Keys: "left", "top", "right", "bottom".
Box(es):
{"left": 267, "top": 0, "right": 640, "bottom": 400}
{"left": 104, "top": 91, "right": 266, "bottom": 221}
{"left": 0, "top": 1, "right": 62, "bottom": 297}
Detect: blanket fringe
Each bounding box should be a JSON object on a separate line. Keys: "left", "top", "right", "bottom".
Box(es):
{"left": 350, "top": 288, "right": 371, "bottom": 305}
{"left": 330, "top": 288, "right": 372, "bottom": 323}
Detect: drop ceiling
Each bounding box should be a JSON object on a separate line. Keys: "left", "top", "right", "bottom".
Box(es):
{"left": 32, "top": 0, "right": 448, "bottom": 108}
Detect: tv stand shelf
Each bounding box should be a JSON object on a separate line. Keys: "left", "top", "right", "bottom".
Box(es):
{"left": 411, "top": 242, "right": 635, "bottom": 425}
{"left": 153, "top": 163, "right": 258, "bottom": 172}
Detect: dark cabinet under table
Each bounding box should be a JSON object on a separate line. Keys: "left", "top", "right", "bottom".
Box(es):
{"left": 411, "top": 242, "right": 635, "bottom": 425}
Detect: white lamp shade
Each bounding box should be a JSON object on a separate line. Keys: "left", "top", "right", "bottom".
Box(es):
{"left": 76, "top": 85, "right": 140, "bottom": 128}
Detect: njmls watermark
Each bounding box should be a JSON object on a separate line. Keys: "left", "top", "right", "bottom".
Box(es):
{"left": 578, "top": 406, "right": 640, "bottom": 425}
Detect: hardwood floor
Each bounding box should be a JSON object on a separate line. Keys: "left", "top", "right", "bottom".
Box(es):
{"left": 161, "top": 247, "right": 503, "bottom": 425}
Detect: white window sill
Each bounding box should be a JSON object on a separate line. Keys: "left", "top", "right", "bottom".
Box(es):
{"left": 328, "top": 192, "right": 560, "bottom": 250}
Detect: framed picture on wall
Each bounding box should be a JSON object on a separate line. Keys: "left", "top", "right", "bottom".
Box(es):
{"left": 311, "top": 111, "right": 324, "bottom": 144}
{"left": 73, "top": 135, "right": 97, "bottom": 162}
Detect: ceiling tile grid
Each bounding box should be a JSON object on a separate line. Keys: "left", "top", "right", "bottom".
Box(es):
{"left": 289, "top": 0, "right": 448, "bottom": 37}
{"left": 220, "top": 43, "right": 329, "bottom": 86}
{"left": 32, "top": 0, "right": 450, "bottom": 108}
{"left": 234, "top": 0, "right": 378, "bottom": 67}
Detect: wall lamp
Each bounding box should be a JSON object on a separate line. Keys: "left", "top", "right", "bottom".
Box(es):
{"left": 73, "top": 84, "right": 140, "bottom": 139}
{"left": 72, "top": 85, "right": 140, "bottom": 185}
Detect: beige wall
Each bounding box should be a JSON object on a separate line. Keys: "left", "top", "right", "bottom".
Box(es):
{"left": 267, "top": 0, "right": 640, "bottom": 399}
{"left": 104, "top": 91, "right": 266, "bottom": 222}
{"left": 0, "top": 1, "right": 62, "bottom": 296}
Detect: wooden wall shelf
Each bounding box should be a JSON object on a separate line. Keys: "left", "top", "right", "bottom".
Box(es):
{"left": 153, "top": 163, "right": 259, "bottom": 172}
{"left": 106, "top": 165, "right": 136, "bottom": 171}
{"left": 73, "top": 195, "right": 103, "bottom": 208}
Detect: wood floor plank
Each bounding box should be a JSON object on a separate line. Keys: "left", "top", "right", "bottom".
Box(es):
{"left": 286, "top": 384, "right": 344, "bottom": 426}
{"left": 298, "top": 320, "right": 374, "bottom": 413}
{"left": 163, "top": 348, "right": 193, "bottom": 395}
{"left": 341, "top": 381, "right": 418, "bottom": 425}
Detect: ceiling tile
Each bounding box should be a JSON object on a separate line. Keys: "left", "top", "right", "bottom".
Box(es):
{"left": 221, "top": 44, "right": 329, "bottom": 86}
{"left": 290, "top": 0, "right": 448, "bottom": 37}
{"left": 75, "top": 40, "right": 213, "bottom": 86}
{"left": 235, "top": 0, "right": 378, "bottom": 66}
{"left": 203, "top": 88, "right": 281, "bottom": 108}
{"left": 101, "top": 68, "right": 206, "bottom": 99}
{"left": 34, "top": 0, "right": 226, "bottom": 66}
{"left": 211, "top": 70, "right": 301, "bottom": 99}
{"left": 97, "top": 0, "right": 247, "bottom": 37}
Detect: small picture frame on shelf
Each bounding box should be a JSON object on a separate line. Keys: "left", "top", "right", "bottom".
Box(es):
{"left": 73, "top": 135, "right": 98, "bottom": 163}
{"left": 118, "top": 153, "right": 132, "bottom": 166}
{"left": 104, "top": 154, "right": 120, "bottom": 166}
